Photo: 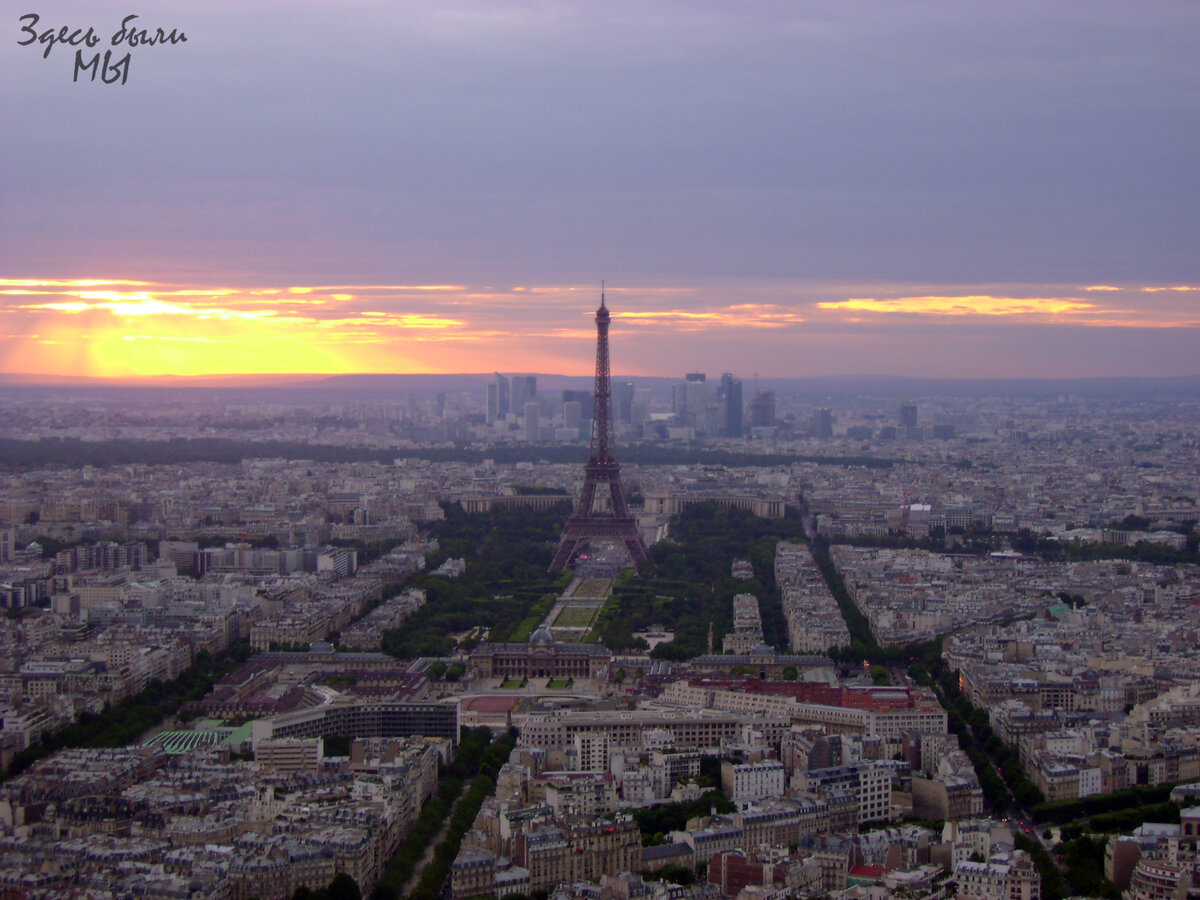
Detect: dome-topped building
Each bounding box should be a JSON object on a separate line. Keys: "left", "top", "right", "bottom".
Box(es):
{"left": 469, "top": 626, "right": 610, "bottom": 680}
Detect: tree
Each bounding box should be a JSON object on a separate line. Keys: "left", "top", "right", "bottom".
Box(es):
{"left": 327, "top": 873, "right": 362, "bottom": 900}
{"left": 656, "top": 865, "right": 696, "bottom": 885}
{"left": 322, "top": 734, "right": 352, "bottom": 757}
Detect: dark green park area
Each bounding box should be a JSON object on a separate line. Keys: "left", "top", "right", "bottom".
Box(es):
{"left": 592, "top": 503, "right": 808, "bottom": 657}
{"left": 380, "top": 501, "right": 573, "bottom": 658}
{"left": 381, "top": 499, "right": 815, "bottom": 662}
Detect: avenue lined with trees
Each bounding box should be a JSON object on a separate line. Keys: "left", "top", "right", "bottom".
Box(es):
{"left": 369, "top": 727, "right": 517, "bottom": 900}
{"left": 0, "top": 640, "right": 255, "bottom": 781}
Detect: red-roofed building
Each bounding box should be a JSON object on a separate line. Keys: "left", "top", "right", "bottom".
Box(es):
{"left": 848, "top": 864, "right": 890, "bottom": 884}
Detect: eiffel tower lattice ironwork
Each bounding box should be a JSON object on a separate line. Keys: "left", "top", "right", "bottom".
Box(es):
{"left": 549, "top": 289, "right": 649, "bottom": 573}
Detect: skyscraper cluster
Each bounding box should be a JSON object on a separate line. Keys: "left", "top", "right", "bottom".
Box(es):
{"left": 670, "top": 372, "right": 746, "bottom": 437}
{"left": 487, "top": 370, "right": 875, "bottom": 442}
{"left": 488, "top": 372, "right": 649, "bottom": 443}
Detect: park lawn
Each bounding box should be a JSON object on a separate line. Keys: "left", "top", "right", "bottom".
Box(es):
{"left": 552, "top": 605, "right": 598, "bottom": 628}
{"left": 573, "top": 578, "right": 612, "bottom": 599}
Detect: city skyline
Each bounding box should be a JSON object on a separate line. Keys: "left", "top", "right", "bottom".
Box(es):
{"left": 3, "top": 2, "right": 1197, "bottom": 380}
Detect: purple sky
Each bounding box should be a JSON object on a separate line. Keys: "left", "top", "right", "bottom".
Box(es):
{"left": 2, "top": 1, "right": 1197, "bottom": 379}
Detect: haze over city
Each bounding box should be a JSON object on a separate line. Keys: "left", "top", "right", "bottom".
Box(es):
{"left": 3, "top": 1, "right": 1197, "bottom": 379}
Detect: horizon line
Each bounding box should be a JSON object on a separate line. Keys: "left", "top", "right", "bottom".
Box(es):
{"left": 3, "top": 372, "right": 1200, "bottom": 387}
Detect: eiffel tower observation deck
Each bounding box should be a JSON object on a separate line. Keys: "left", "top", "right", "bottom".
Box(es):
{"left": 549, "top": 290, "right": 649, "bottom": 573}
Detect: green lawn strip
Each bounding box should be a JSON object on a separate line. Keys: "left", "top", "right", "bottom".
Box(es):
{"left": 552, "top": 605, "right": 599, "bottom": 628}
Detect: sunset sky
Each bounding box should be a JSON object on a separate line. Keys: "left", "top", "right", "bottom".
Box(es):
{"left": 3, "top": 2, "right": 1197, "bottom": 380}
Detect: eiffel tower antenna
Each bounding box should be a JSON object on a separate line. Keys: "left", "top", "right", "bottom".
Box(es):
{"left": 549, "top": 289, "right": 648, "bottom": 573}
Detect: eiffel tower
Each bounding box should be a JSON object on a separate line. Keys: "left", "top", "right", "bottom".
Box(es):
{"left": 549, "top": 289, "right": 649, "bottom": 573}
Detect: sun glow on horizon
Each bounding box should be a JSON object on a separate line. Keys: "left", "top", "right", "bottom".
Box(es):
{"left": 0, "top": 278, "right": 482, "bottom": 377}
{"left": 0, "top": 277, "right": 1195, "bottom": 379}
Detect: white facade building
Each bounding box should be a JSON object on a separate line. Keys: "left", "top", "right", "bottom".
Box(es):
{"left": 722, "top": 760, "right": 786, "bottom": 802}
